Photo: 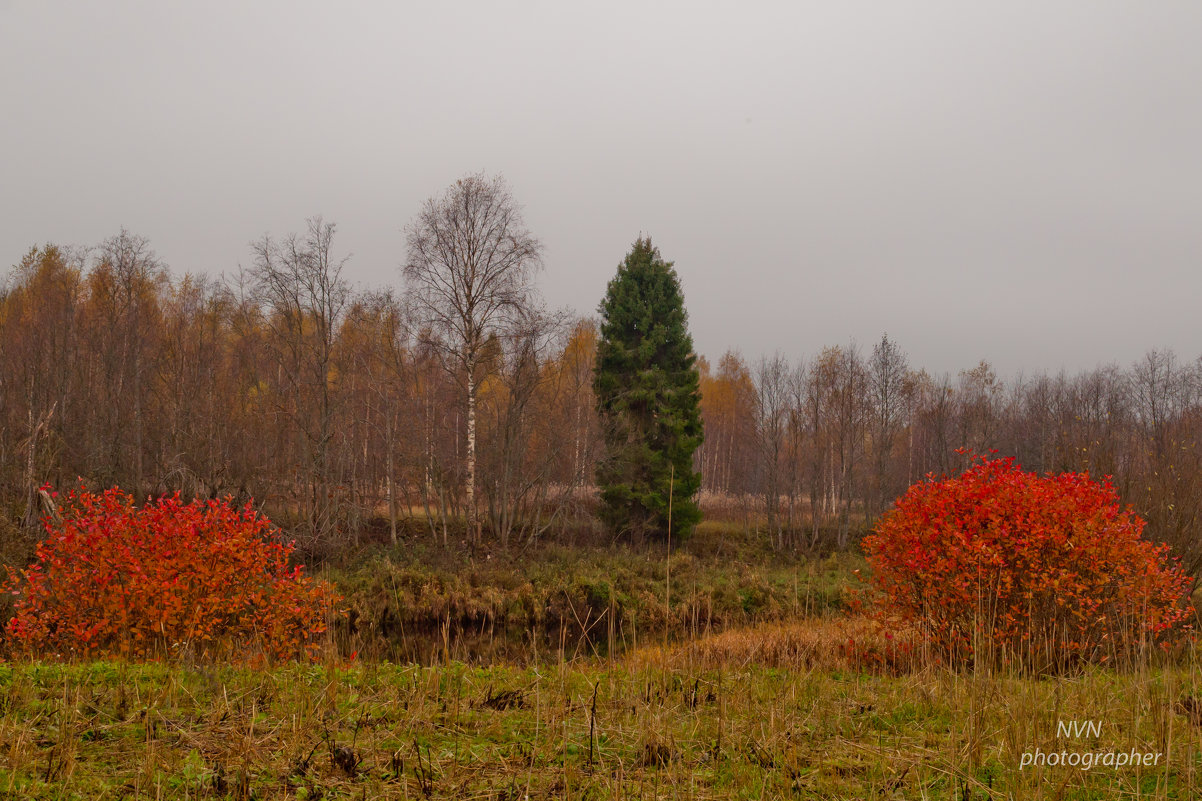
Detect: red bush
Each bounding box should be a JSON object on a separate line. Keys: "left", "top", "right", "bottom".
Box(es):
{"left": 861, "top": 456, "right": 1195, "bottom": 670}
{"left": 3, "top": 487, "right": 340, "bottom": 662}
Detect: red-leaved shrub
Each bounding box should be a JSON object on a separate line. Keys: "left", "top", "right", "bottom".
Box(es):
{"left": 861, "top": 456, "right": 1195, "bottom": 670}
{"left": 3, "top": 487, "right": 340, "bottom": 662}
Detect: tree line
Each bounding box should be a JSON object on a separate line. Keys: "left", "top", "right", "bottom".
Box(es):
{"left": 2, "top": 176, "right": 1201, "bottom": 573}
{"left": 698, "top": 341, "right": 1202, "bottom": 574}
{"left": 0, "top": 228, "right": 602, "bottom": 556}
{"left": 1, "top": 175, "right": 602, "bottom": 558}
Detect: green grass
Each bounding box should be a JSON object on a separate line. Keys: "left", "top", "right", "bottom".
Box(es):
{"left": 1, "top": 655, "right": 1201, "bottom": 799}
{"left": 6, "top": 523, "right": 1200, "bottom": 798}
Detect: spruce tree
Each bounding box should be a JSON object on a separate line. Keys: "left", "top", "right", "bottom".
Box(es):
{"left": 593, "top": 237, "right": 704, "bottom": 541}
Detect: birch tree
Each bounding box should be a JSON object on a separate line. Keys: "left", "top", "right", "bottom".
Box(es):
{"left": 404, "top": 173, "right": 543, "bottom": 543}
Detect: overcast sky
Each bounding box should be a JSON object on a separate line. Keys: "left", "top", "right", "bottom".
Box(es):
{"left": 3, "top": 2, "right": 1200, "bottom": 376}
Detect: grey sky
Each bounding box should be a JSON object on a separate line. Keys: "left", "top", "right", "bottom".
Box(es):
{"left": 3, "top": 2, "right": 1200, "bottom": 376}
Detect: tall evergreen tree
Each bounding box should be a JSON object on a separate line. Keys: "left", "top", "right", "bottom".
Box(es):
{"left": 593, "top": 237, "right": 704, "bottom": 540}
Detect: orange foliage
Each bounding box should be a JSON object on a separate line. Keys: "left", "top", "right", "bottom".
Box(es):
{"left": 698, "top": 351, "right": 757, "bottom": 493}
{"left": 861, "top": 456, "right": 1195, "bottom": 669}
{"left": 4, "top": 487, "right": 341, "bottom": 662}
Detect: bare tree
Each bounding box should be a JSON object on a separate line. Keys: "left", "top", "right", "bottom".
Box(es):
{"left": 404, "top": 173, "right": 544, "bottom": 543}
{"left": 829, "top": 345, "right": 868, "bottom": 549}
{"left": 251, "top": 217, "right": 350, "bottom": 549}
{"left": 89, "top": 230, "right": 168, "bottom": 495}
{"left": 1131, "top": 349, "right": 1186, "bottom": 459}
{"left": 480, "top": 306, "right": 569, "bottom": 547}
{"left": 957, "top": 359, "right": 1002, "bottom": 459}
{"left": 867, "top": 334, "right": 908, "bottom": 522}
{"left": 342, "top": 289, "right": 417, "bottom": 545}
{"left": 753, "top": 353, "right": 790, "bottom": 548}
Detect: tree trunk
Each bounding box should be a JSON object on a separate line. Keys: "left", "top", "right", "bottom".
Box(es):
{"left": 387, "top": 411, "right": 397, "bottom": 546}
{"left": 466, "top": 370, "right": 478, "bottom": 544}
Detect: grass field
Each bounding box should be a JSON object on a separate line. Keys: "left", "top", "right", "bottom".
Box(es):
{"left": 4, "top": 522, "right": 1201, "bottom": 799}
{"left": 2, "top": 635, "right": 1201, "bottom": 800}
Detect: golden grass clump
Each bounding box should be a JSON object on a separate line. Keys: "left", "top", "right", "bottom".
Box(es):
{"left": 633, "top": 614, "right": 924, "bottom": 674}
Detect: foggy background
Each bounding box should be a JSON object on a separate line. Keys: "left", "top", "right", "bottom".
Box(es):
{"left": 3, "top": 1, "right": 1199, "bottom": 375}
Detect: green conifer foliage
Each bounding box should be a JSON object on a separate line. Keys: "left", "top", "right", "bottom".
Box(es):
{"left": 593, "top": 237, "right": 704, "bottom": 540}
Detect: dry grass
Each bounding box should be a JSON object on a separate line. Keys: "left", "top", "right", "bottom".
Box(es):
{"left": 633, "top": 614, "right": 925, "bottom": 675}
{"left": 331, "top": 541, "right": 858, "bottom": 663}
